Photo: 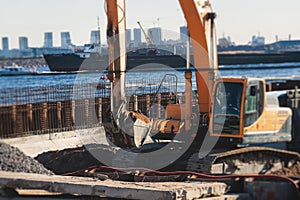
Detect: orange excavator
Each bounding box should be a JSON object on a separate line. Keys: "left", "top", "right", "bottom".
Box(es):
{"left": 104, "top": 0, "right": 300, "bottom": 174}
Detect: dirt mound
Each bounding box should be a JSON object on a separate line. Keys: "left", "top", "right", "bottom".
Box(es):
{"left": 35, "top": 142, "right": 300, "bottom": 178}
{"left": 0, "top": 142, "right": 53, "bottom": 175}
{"left": 35, "top": 144, "right": 117, "bottom": 175}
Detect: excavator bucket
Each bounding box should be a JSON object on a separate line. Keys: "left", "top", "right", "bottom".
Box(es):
{"left": 104, "top": 0, "right": 152, "bottom": 148}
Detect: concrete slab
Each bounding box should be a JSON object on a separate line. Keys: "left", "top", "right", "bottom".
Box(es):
{"left": 0, "top": 171, "right": 227, "bottom": 200}
{"left": 1, "top": 127, "right": 108, "bottom": 157}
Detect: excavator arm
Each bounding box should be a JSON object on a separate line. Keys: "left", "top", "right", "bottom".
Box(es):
{"left": 104, "top": 0, "right": 216, "bottom": 148}
{"left": 106, "top": 0, "right": 120, "bottom": 83}
{"left": 106, "top": 0, "right": 127, "bottom": 108}
{"left": 106, "top": 0, "right": 214, "bottom": 111}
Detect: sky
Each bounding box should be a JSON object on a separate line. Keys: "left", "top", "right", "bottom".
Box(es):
{"left": 0, "top": 0, "right": 300, "bottom": 49}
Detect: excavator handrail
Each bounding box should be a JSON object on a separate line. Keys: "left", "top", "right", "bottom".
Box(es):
{"left": 153, "top": 74, "right": 178, "bottom": 102}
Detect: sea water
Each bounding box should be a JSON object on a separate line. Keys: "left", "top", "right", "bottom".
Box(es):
{"left": 1, "top": 62, "right": 300, "bottom": 88}
{"left": 0, "top": 62, "right": 299, "bottom": 105}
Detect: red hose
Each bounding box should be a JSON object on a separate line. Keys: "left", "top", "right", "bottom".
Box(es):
{"left": 61, "top": 165, "right": 98, "bottom": 176}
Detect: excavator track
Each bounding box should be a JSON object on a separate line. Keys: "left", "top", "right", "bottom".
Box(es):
{"left": 187, "top": 146, "right": 300, "bottom": 174}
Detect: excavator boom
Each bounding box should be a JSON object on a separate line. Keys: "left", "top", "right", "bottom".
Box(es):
{"left": 179, "top": 0, "right": 212, "bottom": 114}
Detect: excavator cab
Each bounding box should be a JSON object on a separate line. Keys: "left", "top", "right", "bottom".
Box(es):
{"left": 211, "top": 77, "right": 293, "bottom": 146}
{"left": 212, "top": 79, "right": 244, "bottom": 136}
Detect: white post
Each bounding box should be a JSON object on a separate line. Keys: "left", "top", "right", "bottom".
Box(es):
{"left": 117, "top": 0, "right": 127, "bottom": 100}
{"left": 186, "top": 35, "right": 190, "bottom": 70}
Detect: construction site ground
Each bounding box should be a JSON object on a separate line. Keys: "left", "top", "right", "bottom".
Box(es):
{"left": 1, "top": 128, "right": 300, "bottom": 199}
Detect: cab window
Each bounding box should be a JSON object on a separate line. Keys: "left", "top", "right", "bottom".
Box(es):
{"left": 244, "top": 81, "right": 264, "bottom": 127}
{"left": 213, "top": 82, "right": 243, "bottom": 135}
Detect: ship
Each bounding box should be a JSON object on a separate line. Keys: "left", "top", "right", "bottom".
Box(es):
{"left": 218, "top": 39, "right": 300, "bottom": 65}
{"left": 44, "top": 49, "right": 300, "bottom": 72}
{"left": 0, "top": 63, "right": 38, "bottom": 76}
{"left": 44, "top": 47, "right": 188, "bottom": 72}
{"left": 218, "top": 50, "right": 300, "bottom": 65}
{"left": 44, "top": 39, "right": 300, "bottom": 72}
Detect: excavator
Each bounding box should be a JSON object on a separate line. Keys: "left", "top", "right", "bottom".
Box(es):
{"left": 103, "top": 0, "right": 300, "bottom": 174}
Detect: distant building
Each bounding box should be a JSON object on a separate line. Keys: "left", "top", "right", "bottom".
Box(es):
{"left": 251, "top": 35, "right": 265, "bottom": 46}
{"left": 126, "top": 29, "right": 131, "bottom": 47}
{"left": 2, "top": 37, "right": 9, "bottom": 51}
{"left": 133, "top": 28, "right": 141, "bottom": 47}
{"left": 90, "top": 30, "right": 100, "bottom": 44}
{"left": 19, "top": 37, "right": 28, "bottom": 50}
{"left": 148, "top": 27, "right": 162, "bottom": 45}
{"left": 61, "top": 32, "right": 72, "bottom": 48}
{"left": 44, "top": 32, "right": 53, "bottom": 48}
{"left": 180, "top": 26, "right": 188, "bottom": 43}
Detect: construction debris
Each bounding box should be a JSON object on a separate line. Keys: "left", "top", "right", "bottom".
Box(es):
{"left": 270, "top": 161, "right": 300, "bottom": 177}
{"left": 0, "top": 142, "right": 299, "bottom": 199}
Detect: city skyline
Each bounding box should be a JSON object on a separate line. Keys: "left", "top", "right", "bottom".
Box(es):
{"left": 1, "top": 0, "right": 300, "bottom": 48}
{"left": 0, "top": 27, "right": 180, "bottom": 50}
{"left": 0, "top": 26, "right": 289, "bottom": 51}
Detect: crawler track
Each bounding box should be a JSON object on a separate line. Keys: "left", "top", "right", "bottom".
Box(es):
{"left": 187, "top": 146, "right": 300, "bottom": 174}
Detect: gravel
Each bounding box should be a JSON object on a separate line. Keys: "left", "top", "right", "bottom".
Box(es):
{"left": 0, "top": 142, "right": 53, "bottom": 175}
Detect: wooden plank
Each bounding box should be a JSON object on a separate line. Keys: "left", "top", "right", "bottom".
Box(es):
{"left": 16, "top": 189, "right": 62, "bottom": 196}
{"left": 0, "top": 171, "right": 227, "bottom": 200}
{"left": 198, "top": 193, "right": 250, "bottom": 200}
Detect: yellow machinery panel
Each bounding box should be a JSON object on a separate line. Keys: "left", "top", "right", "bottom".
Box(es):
{"left": 151, "top": 119, "right": 181, "bottom": 134}
{"left": 244, "top": 108, "right": 292, "bottom": 135}
{"left": 166, "top": 104, "right": 185, "bottom": 120}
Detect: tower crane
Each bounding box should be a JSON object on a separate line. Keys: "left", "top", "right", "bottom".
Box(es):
{"left": 137, "top": 21, "right": 154, "bottom": 46}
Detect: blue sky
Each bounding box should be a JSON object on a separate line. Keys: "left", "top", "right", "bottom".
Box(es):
{"left": 1, "top": 0, "right": 300, "bottom": 48}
